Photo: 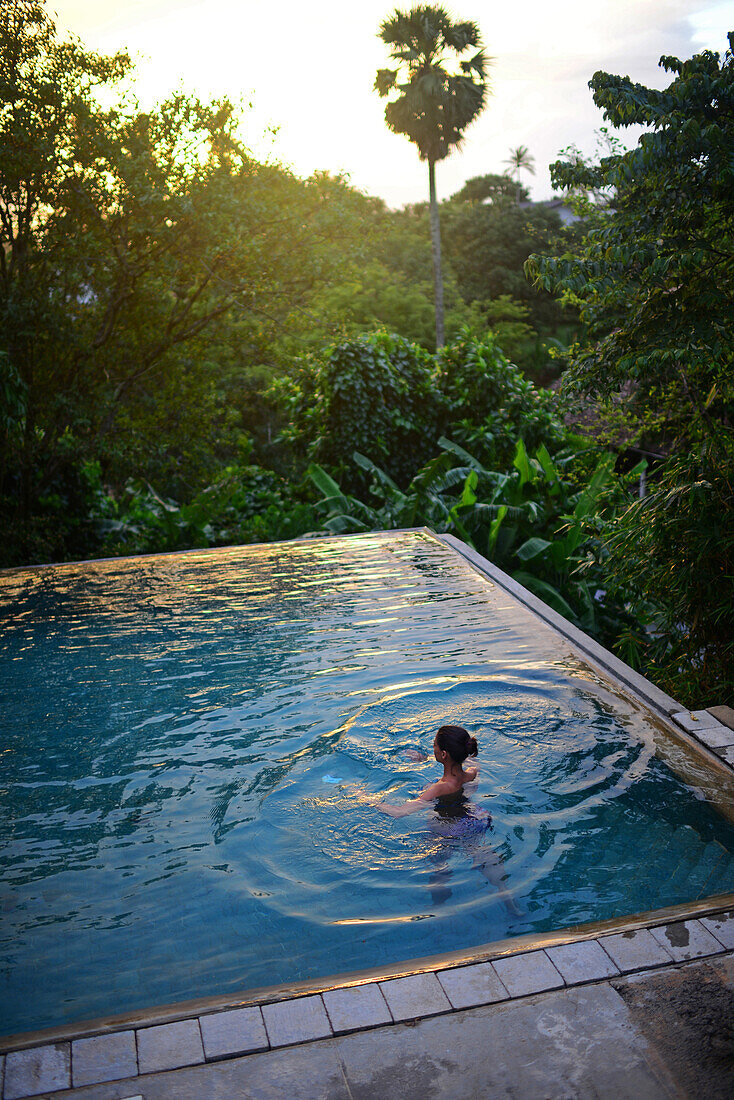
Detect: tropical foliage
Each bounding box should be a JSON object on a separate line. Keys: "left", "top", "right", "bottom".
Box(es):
{"left": 308, "top": 437, "right": 643, "bottom": 649}
{"left": 527, "top": 34, "right": 734, "bottom": 701}
{"left": 275, "top": 330, "right": 566, "bottom": 490}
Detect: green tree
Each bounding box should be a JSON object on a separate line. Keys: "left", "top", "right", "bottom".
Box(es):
{"left": 526, "top": 35, "right": 734, "bottom": 702}
{"left": 441, "top": 179, "right": 572, "bottom": 334}
{"left": 0, "top": 2, "right": 371, "bottom": 563}
{"left": 375, "top": 4, "right": 489, "bottom": 348}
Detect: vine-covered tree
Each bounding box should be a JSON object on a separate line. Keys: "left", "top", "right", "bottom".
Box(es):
{"left": 375, "top": 4, "right": 489, "bottom": 347}
{"left": 527, "top": 34, "right": 734, "bottom": 702}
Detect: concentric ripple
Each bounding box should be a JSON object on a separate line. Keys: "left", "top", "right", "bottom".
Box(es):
{"left": 1, "top": 532, "right": 734, "bottom": 1037}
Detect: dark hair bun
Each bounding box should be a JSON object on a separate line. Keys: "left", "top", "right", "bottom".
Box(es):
{"left": 436, "top": 725, "right": 478, "bottom": 763}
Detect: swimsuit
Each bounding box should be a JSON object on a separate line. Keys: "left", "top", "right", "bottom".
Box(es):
{"left": 430, "top": 806, "right": 491, "bottom": 839}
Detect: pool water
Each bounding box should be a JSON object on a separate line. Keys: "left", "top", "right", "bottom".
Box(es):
{"left": 2, "top": 532, "right": 734, "bottom": 1037}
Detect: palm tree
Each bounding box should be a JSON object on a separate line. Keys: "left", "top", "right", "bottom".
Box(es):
{"left": 504, "top": 145, "right": 535, "bottom": 203}
{"left": 375, "top": 6, "right": 489, "bottom": 348}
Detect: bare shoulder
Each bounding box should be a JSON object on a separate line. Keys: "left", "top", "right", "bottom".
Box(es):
{"left": 419, "top": 779, "right": 452, "bottom": 800}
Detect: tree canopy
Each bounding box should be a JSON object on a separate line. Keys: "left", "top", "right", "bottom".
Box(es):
{"left": 527, "top": 36, "right": 734, "bottom": 447}
{"left": 527, "top": 34, "right": 734, "bottom": 701}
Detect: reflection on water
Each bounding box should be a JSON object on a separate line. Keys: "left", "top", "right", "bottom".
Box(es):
{"left": 2, "top": 532, "right": 734, "bottom": 1037}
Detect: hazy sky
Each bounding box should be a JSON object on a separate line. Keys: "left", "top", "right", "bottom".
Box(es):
{"left": 49, "top": 1, "right": 734, "bottom": 207}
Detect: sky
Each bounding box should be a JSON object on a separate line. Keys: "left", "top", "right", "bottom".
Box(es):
{"left": 48, "top": 0, "right": 734, "bottom": 208}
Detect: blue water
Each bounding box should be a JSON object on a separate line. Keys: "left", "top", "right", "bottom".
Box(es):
{"left": 2, "top": 531, "right": 734, "bottom": 1037}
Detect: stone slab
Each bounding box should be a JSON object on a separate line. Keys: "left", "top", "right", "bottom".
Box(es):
{"left": 717, "top": 745, "right": 734, "bottom": 766}
{"left": 650, "top": 919, "right": 725, "bottom": 962}
{"left": 261, "top": 995, "right": 332, "bottom": 1048}
{"left": 436, "top": 962, "right": 509, "bottom": 1009}
{"left": 671, "top": 709, "right": 721, "bottom": 732}
{"left": 491, "top": 950, "right": 564, "bottom": 997}
{"left": 697, "top": 725, "right": 734, "bottom": 749}
{"left": 199, "top": 1006, "right": 269, "bottom": 1059}
{"left": 4, "top": 1042, "right": 70, "bottom": 1099}
{"left": 599, "top": 928, "right": 673, "bottom": 972}
{"left": 378, "top": 972, "right": 452, "bottom": 1022}
{"left": 707, "top": 705, "right": 734, "bottom": 731}
{"left": 322, "top": 983, "right": 392, "bottom": 1034}
{"left": 72, "top": 1030, "right": 137, "bottom": 1087}
{"left": 701, "top": 908, "right": 734, "bottom": 949}
{"left": 335, "top": 982, "right": 674, "bottom": 1100}
{"left": 546, "top": 938, "right": 620, "bottom": 984}
{"left": 136, "top": 1018, "right": 204, "bottom": 1074}
{"left": 55, "top": 1041, "right": 352, "bottom": 1100}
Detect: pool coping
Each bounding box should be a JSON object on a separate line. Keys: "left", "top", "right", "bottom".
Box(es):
{"left": 432, "top": 531, "right": 734, "bottom": 783}
{"left": 2, "top": 904, "right": 734, "bottom": 1098}
{"left": 3, "top": 528, "right": 734, "bottom": 1078}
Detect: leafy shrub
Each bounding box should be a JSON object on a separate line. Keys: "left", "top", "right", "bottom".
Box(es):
{"left": 275, "top": 330, "right": 441, "bottom": 489}
{"left": 92, "top": 465, "right": 320, "bottom": 557}
{"left": 435, "top": 331, "right": 566, "bottom": 468}
{"left": 602, "top": 437, "right": 734, "bottom": 706}
{"left": 309, "top": 437, "right": 642, "bottom": 650}
{"left": 275, "top": 329, "right": 568, "bottom": 493}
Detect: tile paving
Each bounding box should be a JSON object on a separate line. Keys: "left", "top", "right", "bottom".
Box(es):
{"left": 491, "top": 949, "right": 564, "bottom": 997}
{"left": 598, "top": 927, "right": 674, "bottom": 972}
{"left": 322, "top": 983, "right": 392, "bottom": 1034}
{"left": 1, "top": 910, "right": 733, "bottom": 1097}
{"left": 436, "top": 962, "right": 509, "bottom": 1009}
{"left": 135, "top": 1019, "right": 204, "bottom": 1075}
{"left": 70, "top": 1031, "right": 137, "bottom": 1088}
{"left": 261, "top": 994, "right": 332, "bottom": 1048}
{"left": 3, "top": 1043, "right": 70, "bottom": 1100}
{"left": 378, "top": 972, "right": 452, "bottom": 1022}
{"left": 545, "top": 937, "right": 620, "bottom": 983}
{"left": 649, "top": 919, "right": 725, "bottom": 962}
{"left": 198, "top": 1006, "right": 268, "bottom": 1060}
{"left": 701, "top": 908, "right": 734, "bottom": 949}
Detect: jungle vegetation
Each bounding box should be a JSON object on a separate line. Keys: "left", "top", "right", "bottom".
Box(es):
{"left": 1, "top": 1, "right": 732, "bottom": 706}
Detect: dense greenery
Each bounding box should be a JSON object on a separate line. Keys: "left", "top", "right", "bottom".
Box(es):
{"left": 2, "top": 4, "right": 731, "bottom": 707}
{"left": 527, "top": 33, "right": 734, "bottom": 701}
{"left": 276, "top": 330, "right": 564, "bottom": 490}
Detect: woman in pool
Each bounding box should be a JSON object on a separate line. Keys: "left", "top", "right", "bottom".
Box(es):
{"left": 376, "top": 725, "right": 521, "bottom": 916}
{"left": 377, "top": 725, "right": 482, "bottom": 819}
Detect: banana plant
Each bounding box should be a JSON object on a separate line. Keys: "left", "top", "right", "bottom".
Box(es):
{"left": 307, "top": 437, "right": 644, "bottom": 649}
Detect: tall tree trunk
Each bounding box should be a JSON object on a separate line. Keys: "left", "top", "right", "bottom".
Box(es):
{"left": 428, "top": 160, "right": 445, "bottom": 349}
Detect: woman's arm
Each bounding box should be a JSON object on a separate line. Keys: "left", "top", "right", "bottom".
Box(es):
{"left": 377, "top": 797, "right": 429, "bottom": 818}
{"left": 378, "top": 779, "right": 449, "bottom": 817}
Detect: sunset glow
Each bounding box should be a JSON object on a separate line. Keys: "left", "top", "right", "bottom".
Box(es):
{"left": 49, "top": 1, "right": 734, "bottom": 205}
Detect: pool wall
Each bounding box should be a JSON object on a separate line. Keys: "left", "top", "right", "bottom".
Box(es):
{"left": 2, "top": 527, "right": 733, "bottom": 1059}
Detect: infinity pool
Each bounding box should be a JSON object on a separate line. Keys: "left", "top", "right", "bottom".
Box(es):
{"left": 2, "top": 531, "right": 734, "bottom": 1037}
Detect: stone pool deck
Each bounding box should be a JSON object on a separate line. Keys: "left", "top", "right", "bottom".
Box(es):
{"left": 3, "top": 907, "right": 734, "bottom": 1099}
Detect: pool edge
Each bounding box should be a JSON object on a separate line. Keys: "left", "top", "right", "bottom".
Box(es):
{"left": 4, "top": 526, "right": 733, "bottom": 1058}
{"left": 2, "top": 893, "right": 733, "bottom": 1055}
{"left": 432, "top": 530, "right": 734, "bottom": 785}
